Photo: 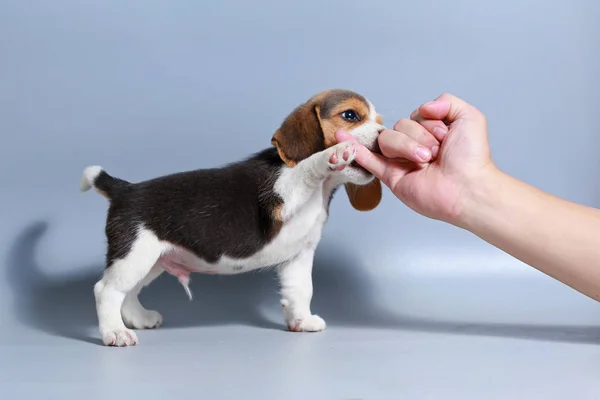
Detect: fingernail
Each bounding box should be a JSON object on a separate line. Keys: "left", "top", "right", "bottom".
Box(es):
{"left": 432, "top": 145, "right": 440, "bottom": 158}
{"left": 416, "top": 146, "right": 431, "bottom": 161}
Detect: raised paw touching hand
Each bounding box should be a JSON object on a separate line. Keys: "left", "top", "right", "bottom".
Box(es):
{"left": 328, "top": 142, "right": 357, "bottom": 171}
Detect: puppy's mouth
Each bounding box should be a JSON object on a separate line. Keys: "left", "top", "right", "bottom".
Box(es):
{"left": 364, "top": 140, "right": 381, "bottom": 155}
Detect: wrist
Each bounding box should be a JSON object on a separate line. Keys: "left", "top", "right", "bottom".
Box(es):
{"left": 453, "top": 163, "right": 508, "bottom": 232}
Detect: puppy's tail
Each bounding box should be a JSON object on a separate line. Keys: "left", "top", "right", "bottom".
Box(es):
{"left": 80, "top": 165, "right": 131, "bottom": 200}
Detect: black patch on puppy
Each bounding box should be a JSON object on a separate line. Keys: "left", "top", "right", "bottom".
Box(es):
{"left": 101, "top": 148, "right": 286, "bottom": 266}
{"left": 94, "top": 171, "right": 131, "bottom": 198}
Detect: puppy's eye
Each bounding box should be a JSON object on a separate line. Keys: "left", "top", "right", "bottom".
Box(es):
{"left": 340, "top": 109, "right": 361, "bottom": 122}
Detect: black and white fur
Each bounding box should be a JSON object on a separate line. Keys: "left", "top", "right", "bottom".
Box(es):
{"left": 81, "top": 96, "right": 383, "bottom": 347}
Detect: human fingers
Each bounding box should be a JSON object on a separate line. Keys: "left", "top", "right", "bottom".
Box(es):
{"left": 419, "top": 120, "right": 448, "bottom": 142}
{"left": 377, "top": 129, "right": 433, "bottom": 162}
{"left": 393, "top": 118, "right": 441, "bottom": 156}
{"left": 393, "top": 118, "right": 439, "bottom": 147}
{"left": 335, "top": 130, "right": 414, "bottom": 183}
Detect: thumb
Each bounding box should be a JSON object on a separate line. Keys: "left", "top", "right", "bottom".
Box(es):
{"left": 335, "top": 130, "right": 413, "bottom": 187}
{"left": 413, "top": 93, "right": 479, "bottom": 124}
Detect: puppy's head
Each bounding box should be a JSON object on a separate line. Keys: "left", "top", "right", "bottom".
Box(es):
{"left": 271, "top": 89, "right": 385, "bottom": 211}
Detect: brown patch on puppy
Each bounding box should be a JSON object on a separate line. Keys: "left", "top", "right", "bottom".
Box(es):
{"left": 265, "top": 203, "right": 284, "bottom": 240}
{"left": 272, "top": 204, "right": 283, "bottom": 221}
{"left": 272, "top": 90, "right": 371, "bottom": 165}
{"left": 271, "top": 101, "right": 326, "bottom": 167}
{"left": 376, "top": 114, "right": 383, "bottom": 125}
{"left": 271, "top": 89, "right": 382, "bottom": 212}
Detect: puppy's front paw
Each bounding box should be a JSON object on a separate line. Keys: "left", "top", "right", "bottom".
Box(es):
{"left": 287, "top": 315, "right": 327, "bottom": 332}
{"left": 328, "top": 142, "right": 357, "bottom": 172}
{"left": 122, "top": 309, "right": 163, "bottom": 330}
{"left": 101, "top": 328, "right": 138, "bottom": 347}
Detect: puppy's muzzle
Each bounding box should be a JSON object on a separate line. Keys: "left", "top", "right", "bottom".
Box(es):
{"left": 350, "top": 132, "right": 382, "bottom": 171}
{"left": 361, "top": 128, "right": 383, "bottom": 154}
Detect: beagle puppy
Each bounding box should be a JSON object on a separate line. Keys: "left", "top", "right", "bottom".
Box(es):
{"left": 80, "top": 89, "right": 385, "bottom": 347}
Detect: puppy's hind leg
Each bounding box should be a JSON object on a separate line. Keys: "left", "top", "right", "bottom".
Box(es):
{"left": 121, "top": 264, "right": 164, "bottom": 330}
{"left": 94, "top": 228, "right": 167, "bottom": 347}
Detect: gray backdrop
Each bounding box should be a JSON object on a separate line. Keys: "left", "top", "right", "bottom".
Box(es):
{"left": 1, "top": 0, "right": 599, "bottom": 398}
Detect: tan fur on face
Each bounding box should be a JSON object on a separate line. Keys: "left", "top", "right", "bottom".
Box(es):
{"left": 318, "top": 98, "right": 371, "bottom": 148}
{"left": 271, "top": 89, "right": 382, "bottom": 212}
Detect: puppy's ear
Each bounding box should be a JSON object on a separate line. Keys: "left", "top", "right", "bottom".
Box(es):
{"left": 344, "top": 179, "right": 382, "bottom": 211}
{"left": 272, "top": 103, "right": 325, "bottom": 167}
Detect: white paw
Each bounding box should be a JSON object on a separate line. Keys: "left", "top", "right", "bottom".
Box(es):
{"left": 328, "top": 142, "right": 357, "bottom": 171}
{"left": 122, "top": 309, "right": 163, "bottom": 330}
{"left": 101, "top": 328, "right": 138, "bottom": 347}
{"left": 287, "top": 315, "right": 327, "bottom": 332}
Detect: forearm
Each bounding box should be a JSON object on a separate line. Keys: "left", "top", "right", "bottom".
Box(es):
{"left": 460, "top": 168, "right": 600, "bottom": 301}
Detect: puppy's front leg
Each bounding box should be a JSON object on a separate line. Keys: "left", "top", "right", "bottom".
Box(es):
{"left": 278, "top": 249, "right": 325, "bottom": 332}
{"left": 276, "top": 141, "right": 357, "bottom": 216}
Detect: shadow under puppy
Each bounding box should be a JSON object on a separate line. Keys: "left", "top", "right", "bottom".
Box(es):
{"left": 80, "top": 89, "right": 385, "bottom": 347}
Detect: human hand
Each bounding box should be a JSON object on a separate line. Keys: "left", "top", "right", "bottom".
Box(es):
{"left": 336, "top": 93, "right": 496, "bottom": 226}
